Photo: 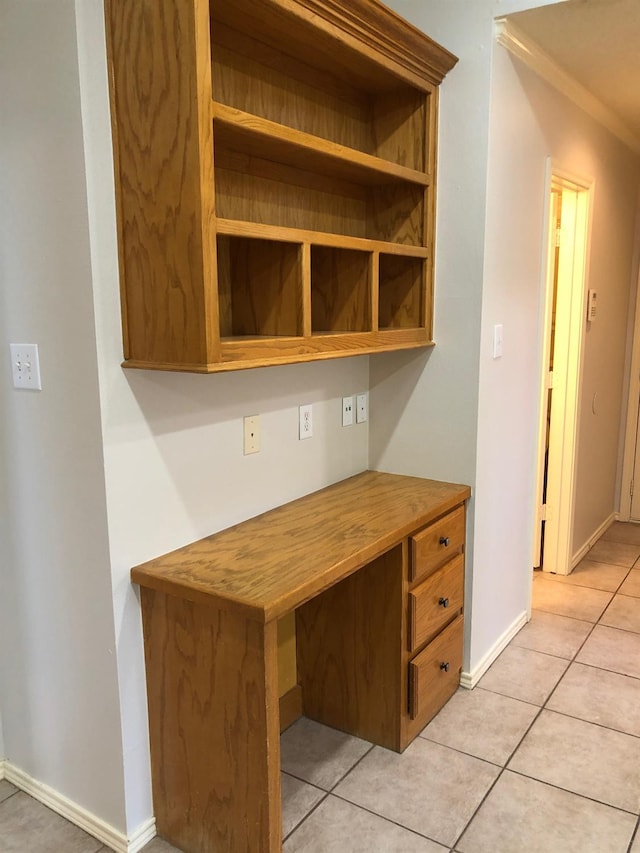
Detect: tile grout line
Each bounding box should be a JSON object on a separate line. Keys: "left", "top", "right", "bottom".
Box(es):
{"left": 281, "top": 741, "right": 376, "bottom": 843}
{"left": 451, "top": 562, "right": 638, "bottom": 851}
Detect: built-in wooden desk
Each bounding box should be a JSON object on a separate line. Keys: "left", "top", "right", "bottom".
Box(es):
{"left": 132, "top": 471, "right": 470, "bottom": 852}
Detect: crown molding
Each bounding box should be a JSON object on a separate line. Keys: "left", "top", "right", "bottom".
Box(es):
{"left": 495, "top": 18, "right": 640, "bottom": 156}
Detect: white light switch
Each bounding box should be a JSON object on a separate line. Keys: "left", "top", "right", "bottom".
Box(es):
{"left": 10, "top": 343, "right": 42, "bottom": 390}
{"left": 492, "top": 325, "right": 503, "bottom": 360}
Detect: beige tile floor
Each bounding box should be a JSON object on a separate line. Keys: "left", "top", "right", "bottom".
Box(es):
{"left": 2, "top": 520, "right": 640, "bottom": 851}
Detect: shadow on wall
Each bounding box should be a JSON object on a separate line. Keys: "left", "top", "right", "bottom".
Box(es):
{"left": 117, "top": 356, "right": 369, "bottom": 437}
{"left": 368, "top": 348, "right": 433, "bottom": 468}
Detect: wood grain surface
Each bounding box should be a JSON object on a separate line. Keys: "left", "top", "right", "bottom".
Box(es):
{"left": 141, "top": 588, "right": 281, "bottom": 852}
{"left": 409, "top": 554, "right": 464, "bottom": 651}
{"left": 131, "top": 471, "right": 470, "bottom": 622}
{"left": 410, "top": 504, "right": 466, "bottom": 583}
{"left": 297, "top": 544, "right": 405, "bottom": 750}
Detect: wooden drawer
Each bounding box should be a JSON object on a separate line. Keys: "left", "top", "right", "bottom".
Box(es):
{"left": 410, "top": 505, "right": 465, "bottom": 583}
{"left": 408, "top": 554, "right": 464, "bottom": 652}
{"left": 408, "top": 614, "right": 463, "bottom": 722}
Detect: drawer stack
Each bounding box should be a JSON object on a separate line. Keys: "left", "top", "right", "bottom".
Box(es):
{"left": 406, "top": 505, "right": 465, "bottom": 733}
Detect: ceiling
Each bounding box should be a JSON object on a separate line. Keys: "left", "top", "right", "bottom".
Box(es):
{"left": 507, "top": 0, "right": 640, "bottom": 144}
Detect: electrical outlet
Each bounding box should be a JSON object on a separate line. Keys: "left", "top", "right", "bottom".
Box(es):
{"left": 342, "top": 395, "right": 354, "bottom": 427}
{"left": 299, "top": 404, "right": 313, "bottom": 439}
{"left": 10, "top": 343, "right": 42, "bottom": 390}
{"left": 243, "top": 415, "right": 260, "bottom": 455}
{"left": 356, "top": 392, "right": 368, "bottom": 423}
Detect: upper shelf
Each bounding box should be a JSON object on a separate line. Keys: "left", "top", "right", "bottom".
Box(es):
{"left": 213, "top": 103, "right": 432, "bottom": 188}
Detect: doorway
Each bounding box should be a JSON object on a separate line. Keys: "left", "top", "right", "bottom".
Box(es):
{"left": 533, "top": 167, "right": 591, "bottom": 576}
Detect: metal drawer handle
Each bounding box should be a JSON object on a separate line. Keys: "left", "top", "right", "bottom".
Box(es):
{"left": 440, "top": 662, "right": 450, "bottom": 673}
{"left": 438, "top": 597, "right": 449, "bottom": 608}
{"left": 439, "top": 536, "right": 450, "bottom": 547}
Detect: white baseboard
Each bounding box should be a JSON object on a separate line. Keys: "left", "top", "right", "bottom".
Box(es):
{"left": 0, "top": 759, "right": 6, "bottom": 781}
{"left": 1, "top": 761, "right": 155, "bottom": 853}
{"left": 571, "top": 511, "right": 616, "bottom": 568}
{"left": 460, "top": 610, "right": 528, "bottom": 689}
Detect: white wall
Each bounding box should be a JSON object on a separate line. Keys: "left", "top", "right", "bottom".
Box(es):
{"left": 0, "top": 0, "right": 126, "bottom": 829}
{"left": 473, "top": 45, "right": 640, "bottom": 664}
{"left": 374, "top": 0, "right": 640, "bottom": 679}
{"left": 75, "top": 0, "right": 370, "bottom": 833}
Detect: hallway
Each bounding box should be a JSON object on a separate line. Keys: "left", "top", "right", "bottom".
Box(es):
{"left": 1, "top": 523, "right": 639, "bottom": 852}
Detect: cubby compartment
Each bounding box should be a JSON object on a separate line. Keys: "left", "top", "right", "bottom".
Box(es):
{"left": 210, "top": 1, "right": 430, "bottom": 171}
{"left": 217, "top": 236, "right": 303, "bottom": 338}
{"left": 311, "top": 247, "right": 372, "bottom": 334}
{"left": 378, "top": 254, "right": 426, "bottom": 330}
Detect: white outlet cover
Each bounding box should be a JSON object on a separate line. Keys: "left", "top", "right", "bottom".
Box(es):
{"left": 299, "top": 404, "right": 313, "bottom": 440}
{"left": 356, "top": 392, "right": 368, "bottom": 424}
{"left": 243, "top": 414, "right": 260, "bottom": 455}
{"left": 10, "top": 343, "right": 42, "bottom": 390}
{"left": 342, "top": 395, "right": 354, "bottom": 427}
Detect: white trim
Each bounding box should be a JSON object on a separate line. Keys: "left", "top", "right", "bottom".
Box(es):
{"left": 570, "top": 511, "right": 617, "bottom": 568}
{"left": 460, "top": 611, "right": 528, "bottom": 689}
{"left": 495, "top": 19, "right": 640, "bottom": 157}
{"left": 0, "top": 759, "right": 6, "bottom": 781}
{"left": 1, "top": 762, "right": 155, "bottom": 853}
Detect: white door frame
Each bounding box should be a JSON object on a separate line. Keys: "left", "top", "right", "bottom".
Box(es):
{"left": 533, "top": 161, "right": 592, "bottom": 575}
{"left": 619, "top": 265, "right": 640, "bottom": 520}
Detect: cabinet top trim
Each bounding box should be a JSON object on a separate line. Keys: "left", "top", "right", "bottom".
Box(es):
{"left": 279, "top": 0, "right": 458, "bottom": 87}
{"left": 131, "top": 471, "right": 470, "bottom": 622}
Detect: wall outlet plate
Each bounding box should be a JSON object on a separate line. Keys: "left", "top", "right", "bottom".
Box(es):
{"left": 342, "top": 396, "right": 354, "bottom": 427}
{"left": 356, "top": 392, "right": 368, "bottom": 423}
{"left": 299, "top": 404, "right": 313, "bottom": 439}
{"left": 243, "top": 415, "right": 260, "bottom": 454}
{"left": 10, "top": 343, "right": 42, "bottom": 390}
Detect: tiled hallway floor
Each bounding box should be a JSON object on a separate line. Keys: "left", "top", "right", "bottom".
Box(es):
{"left": 2, "top": 521, "right": 640, "bottom": 851}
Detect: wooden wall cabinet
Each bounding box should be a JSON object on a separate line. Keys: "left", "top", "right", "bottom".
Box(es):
{"left": 105, "top": 0, "right": 457, "bottom": 372}
{"left": 132, "top": 471, "right": 469, "bottom": 851}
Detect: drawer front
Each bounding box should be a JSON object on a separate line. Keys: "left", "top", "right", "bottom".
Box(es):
{"left": 408, "top": 614, "right": 463, "bottom": 723}
{"left": 408, "top": 554, "right": 464, "bottom": 652}
{"left": 410, "top": 505, "right": 465, "bottom": 583}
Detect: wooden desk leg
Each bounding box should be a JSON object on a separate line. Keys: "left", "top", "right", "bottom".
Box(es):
{"left": 140, "top": 588, "right": 281, "bottom": 852}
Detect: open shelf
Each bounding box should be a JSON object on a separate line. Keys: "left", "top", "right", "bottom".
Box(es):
{"left": 210, "top": 5, "right": 435, "bottom": 172}
{"left": 311, "top": 247, "right": 372, "bottom": 334}
{"left": 217, "top": 236, "right": 303, "bottom": 337}
{"left": 379, "top": 255, "right": 425, "bottom": 330}
{"left": 213, "top": 105, "right": 431, "bottom": 187}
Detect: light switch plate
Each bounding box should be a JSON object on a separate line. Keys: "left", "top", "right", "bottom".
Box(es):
{"left": 10, "top": 343, "right": 42, "bottom": 390}
{"left": 342, "top": 396, "right": 354, "bottom": 427}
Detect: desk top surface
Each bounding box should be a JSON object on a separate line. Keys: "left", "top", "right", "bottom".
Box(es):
{"left": 131, "top": 470, "right": 470, "bottom": 622}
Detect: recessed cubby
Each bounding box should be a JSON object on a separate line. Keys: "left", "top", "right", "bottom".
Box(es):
{"left": 311, "top": 247, "right": 372, "bottom": 334}
{"left": 217, "top": 236, "right": 302, "bottom": 338}
{"left": 378, "top": 255, "right": 425, "bottom": 330}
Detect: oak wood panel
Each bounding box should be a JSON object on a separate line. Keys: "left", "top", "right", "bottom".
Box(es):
{"left": 217, "top": 236, "right": 303, "bottom": 337}
{"left": 122, "top": 332, "right": 434, "bottom": 374}
{"left": 216, "top": 218, "right": 430, "bottom": 258}
{"left": 213, "top": 105, "right": 430, "bottom": 188}
{"left": 296, "top": 545, "right": 405, "bottom": 750}
{"left": 410, "top": 505, "right": 466, "bottom": 584}
{"left": 408, "top": 615, "right": 463, "bottom": 725}
{"left": 212, "top": 0, "right": 458, "bottom": 91}
{"left": 367, "top": 183, "right": 425, "bottom": 246}
{"left": 131, "top": 472, "right": 470, "bottom": 622}
{"left": 279, "top": 684, "right": 303, "bottom": 732}
{"left": 215, "top": 167, "right": 368, "bottom": 240}
{"left": 212, "top": 25, "right": 373, "bottom": 153}
{"left": 311, "top": 247, "right": 372, "bottom": 333}
{"left": 409, "top": 554, "right": 464, "bottom": 652}
{"left": 105, "top": 0, "right": 215, "bottom": 366}
{"left": 372, "top": 89, "right": 428, "bottom": 172}
{"left": 140, "top": 588, "right": 281, "bottom": 852}
{"left": 379, "top": 254, "right": 424, "bottom": 329}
